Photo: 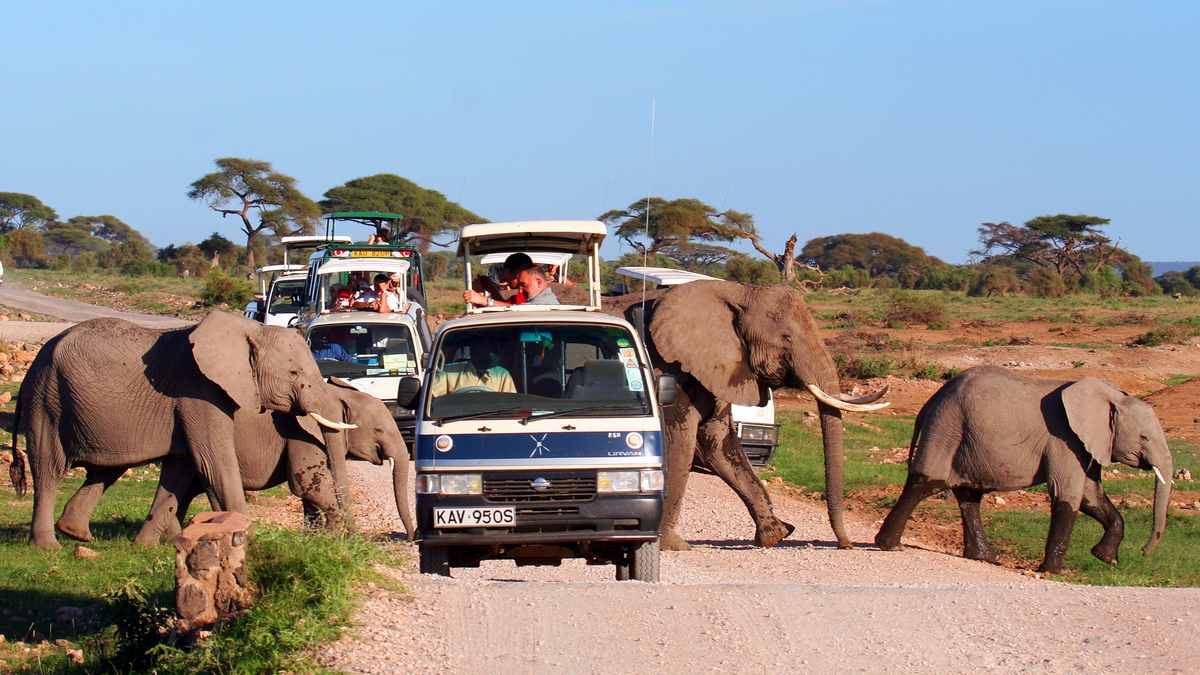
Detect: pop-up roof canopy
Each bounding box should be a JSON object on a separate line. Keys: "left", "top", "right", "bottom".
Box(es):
{"left": 457, "top": 220, "right": 606, "bottom": 258}
{"left": 615, "top": 267, "right": 718, "bottom": 286}
{"left": 458, "top": 220, "right": 607, "bottom": 310}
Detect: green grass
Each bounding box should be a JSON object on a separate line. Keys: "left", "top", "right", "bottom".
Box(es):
{"left": 0, "top": 465, "right": 403, "bottom": 673}
{"left": 765, "top": 411, "right": 1200, "bottom": 586}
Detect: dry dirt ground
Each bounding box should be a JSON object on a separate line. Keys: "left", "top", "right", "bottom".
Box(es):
{"left": 312, "top": 307, "right": 1200, "bottom": 675}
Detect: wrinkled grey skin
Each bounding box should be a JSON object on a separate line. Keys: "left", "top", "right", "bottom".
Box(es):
{"left": 56, "top": 378, "right": 415, "bottom": 545}
{"left": 875, "top": 366, "right": 1173, "bottom": 574}
{"left": 11, "top": 311, "right": 348, "bottom": 548}
{"left": 604, "top": 280, "right": 876, "bottom": 551}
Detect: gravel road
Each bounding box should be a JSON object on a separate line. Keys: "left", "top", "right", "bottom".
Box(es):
{"left": 321, "top": 462, "right": 1200, "bottom": 674}
{"left": 0, "top": 283, "right": 192, "bottom": 341}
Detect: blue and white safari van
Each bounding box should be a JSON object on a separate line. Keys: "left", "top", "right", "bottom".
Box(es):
{"left": 405, "top": 221, "right": 675, "bottom": 580}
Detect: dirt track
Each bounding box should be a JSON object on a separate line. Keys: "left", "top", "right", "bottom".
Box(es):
{"left": 316, "top": 464, "right": 1200, "bottom": 675}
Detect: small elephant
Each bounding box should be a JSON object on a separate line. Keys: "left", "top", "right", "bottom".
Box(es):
{"left": 56, "top": 378, "right": 415, "bottom": 545}
{"left": 11, "top": 311, "right": 352, "bottom": 548}
{"left": 875, "top": 366, "right": 1173, "bottom": 574}
{"left": 604, "top": 281, "right": 888, "bottom": 551}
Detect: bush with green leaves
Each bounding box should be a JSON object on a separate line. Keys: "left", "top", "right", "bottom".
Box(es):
{"left": 1026, "top": 267, "right": 1066, "bottom": 298}
{"left": 824, "top": 264, "right": 873, "bottom": 289}
{"left": 883, "top": 290, "right": 948, "bottom": 327}
{"left": 969, "top": 265, "right": 1021, "bottom": 297}
{"left": 200, "top": 269, "right": 255, "bottom": 307}
{"left": 121, "top": 259, "right": 176, "bottom": 277}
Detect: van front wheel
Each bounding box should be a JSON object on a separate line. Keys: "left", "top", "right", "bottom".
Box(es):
{"left": 419, "top": 543, "right": 450, "bottom": 576}
{"left": 628, "top": 539, "right": 660, "bottom": 582}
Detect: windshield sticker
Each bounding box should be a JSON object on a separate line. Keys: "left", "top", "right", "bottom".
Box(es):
{"left": 616, "top": 338, "right": 630, "bottom": 347}
{"left": 619, "top": 348, "right": 636, "bottom": 361}
{"left": 383, "top": 354, "right": 410, "bottom": 370}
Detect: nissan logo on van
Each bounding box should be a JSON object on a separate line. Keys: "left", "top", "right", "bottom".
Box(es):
{"left": 530, "top": 477, "right": 552, "bottom": 492}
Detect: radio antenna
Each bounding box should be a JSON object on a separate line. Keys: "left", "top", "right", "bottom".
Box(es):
{"left": 641, "top": 100, "right": 656, "bottom": 300}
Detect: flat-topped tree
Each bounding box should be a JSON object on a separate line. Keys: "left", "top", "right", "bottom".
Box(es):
{"left": 0, "top": 192, "right": 58, "bottom": 233}
{"left": 319, "top": 174, "right": 485, "bottom": 248}
{"left": 188, "top": 158, "right": 322, "bottom": 268}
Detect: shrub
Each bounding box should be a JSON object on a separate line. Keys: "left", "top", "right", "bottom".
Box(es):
{"left": 201, "top": 269, "right": 255, "bottom": 307}
{"left": 883, "top": 291, "right": 948, "bottom": 327}
{"left": 969, "top": 265, "right": 1021, "bottom": 297}
{"left": 121, "top": 259, "right": 176, "bottom": 277}
{"left": 71, "top": 252, "right": 98, "bottom": 272}
{"left": 1027, "top": 267, "right": 1066, "bottom": 298}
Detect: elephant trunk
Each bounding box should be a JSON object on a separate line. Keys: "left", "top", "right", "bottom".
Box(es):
{"left": 390, "top": 456, "right": 416, "bottom": 542}
{"left": 818, "top": 402, "right": 852, "bottom": 549}
{"left": 1144, "top": 457, "right": 1172, "bottom": 555}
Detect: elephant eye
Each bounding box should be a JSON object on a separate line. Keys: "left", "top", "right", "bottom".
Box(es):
{"left": 783, "top": 333, "right": 794, "bottom": 343}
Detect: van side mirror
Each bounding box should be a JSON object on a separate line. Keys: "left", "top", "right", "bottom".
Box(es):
{"left": 397, "top": 376, "right": 422, "bottom": 410}
{"left": 656, "top": 374, "right": 677, "bottom": 407}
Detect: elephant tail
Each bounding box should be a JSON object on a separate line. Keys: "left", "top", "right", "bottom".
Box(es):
{"left": 8, "top": 397, "right": 27, "bottom": 496}
{"left": 906, "top": 406, "right": 925, "bottom": 464}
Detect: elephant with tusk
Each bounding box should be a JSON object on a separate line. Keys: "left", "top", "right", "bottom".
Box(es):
{"left": 601, "top": 280, "right": 888, "bottom": 550}
{"left": 9, "top": 311, "right": 354, "bottom": 548}
{"left": 52, "top": 377, "right": 415, "bottom": 545}
{"left": 875, "top": 366, "right": 1173, "bottom": 574}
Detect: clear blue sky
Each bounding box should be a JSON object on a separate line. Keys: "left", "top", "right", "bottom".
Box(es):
{"left": 6, "top": 1, "right": 1198, "bottom": 265}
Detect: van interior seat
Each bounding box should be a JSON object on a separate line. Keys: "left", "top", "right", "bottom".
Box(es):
{"left": 566, "top": 359, "right": 633, "bottom": 400}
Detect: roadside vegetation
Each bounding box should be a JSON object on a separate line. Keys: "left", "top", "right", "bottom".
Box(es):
{"left": 0, "top": 466, "right": 404, "bottom": 673}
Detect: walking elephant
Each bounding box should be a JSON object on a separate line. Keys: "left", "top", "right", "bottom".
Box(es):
{"left": 605, "top": 280, "right": 888, "bottom": 551}
{"left": 10, "top": 311, "right": 354, "bottom": 548}
{"left": 875, "top": 366, "right": 1173, "bottom": 574}
{"left": 54, "top": 378, "right": 415, "bottom": 545}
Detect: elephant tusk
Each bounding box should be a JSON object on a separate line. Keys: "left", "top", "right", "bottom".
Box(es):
{"left": 839, "top": 384, "right": 889, "bottom": 404}
{"left": 310, "top": 412, "right": 357, "bottom": 430}
{"left": 806, "top": 383, "right": 890, "bottom": 413}
{"left": 1153, "top": 466, "right": 1167, "bottom": 485}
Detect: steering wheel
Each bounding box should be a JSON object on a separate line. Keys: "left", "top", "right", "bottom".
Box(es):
{"left": 455, "top": 386, "right": 495, "bottom": 394}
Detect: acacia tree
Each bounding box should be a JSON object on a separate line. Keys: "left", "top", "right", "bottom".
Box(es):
{"left": 600, "top": 198, "right": 751, "bottom": 258}
{"left": 187, "top": 158, "right": 321, "bottom": 268}
{"left": 0, "top": 193, "right": 58, "bottom": 233}
{"left": 800, "top": 232, "right": 935, "bottom": 279}
{"left": 319, "top": 174, "right": 484, "bottom": 248}
{"left": 972, "top": 214, "right": 1122, "bottom": 277}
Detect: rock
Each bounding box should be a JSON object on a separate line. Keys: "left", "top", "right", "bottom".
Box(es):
{"left": 1175, "top": 468, "right": 1192, "bottom": 482}
{"left": 74, "top": 546, "right": 98, "bottom": 560}
{"left": 18, "top": 313, "right": 30, "bottom": 320}
{"left": 55, "top": 607, "right": 85, "bottom": 623}
{"left": 66, "top": 649, "right": 84, "bottom": 665}
{"left": 994, "top": 496, "right": 1006, "bottom": 505}
{"left": 170, "top": 512, "right": 251, "bottom": 647}
{"left": 0, "top": 392, "right": 10, "bottom": 404}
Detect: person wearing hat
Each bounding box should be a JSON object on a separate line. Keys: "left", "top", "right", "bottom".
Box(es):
{"left": 353, "top": 273, "right": 405, "bottom": 313}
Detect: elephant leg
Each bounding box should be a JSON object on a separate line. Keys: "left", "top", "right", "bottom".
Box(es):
{"left": 1039, "top": 500, "right": 1081, "bottom": 574}
{"left": 875, "top": 473, "right": 947, "bottom": 551}
{"left": 178, "top": 400, "right": 247, "bottom": 515}
{"left": 697, "top": 407, "right": 793, "bottom": 548}
{"left": 1080, "top": 479, "right": 1123, "bottom": 565}
{"left": 27, "top": 421, "right": 66, "bottom": 548}
{"left": 952, "top": 487, "right": 997, "bottom": 562}
{"left": 135, "top": 457, "right": 201, "bottom": 546}
{"left": 659, "top": 392, "right": 702, "bottom": 551}
{"left": 287, "top": 440, "right": 346, "bottom": 533}
{"left": 57, "top": 467, "right": 124, "bottom": 542}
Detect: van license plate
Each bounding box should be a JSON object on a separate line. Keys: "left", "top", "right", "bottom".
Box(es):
{"left": 434, "top": 507, "right": 515, "bottom": 528}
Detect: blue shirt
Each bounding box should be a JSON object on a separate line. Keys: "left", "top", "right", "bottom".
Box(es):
{"left": 312, "top": 343, "right": 353, "bottom": 361}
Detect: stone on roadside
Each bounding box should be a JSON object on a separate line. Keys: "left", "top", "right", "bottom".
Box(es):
{"left": 0, "top": 392, "right": 10, "bottom": 404}
{"left": 67, "top": 649, "right": 84, "bottom": 665}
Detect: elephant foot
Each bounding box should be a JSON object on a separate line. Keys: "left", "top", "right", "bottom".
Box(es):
{"left": 29, "top": 534, "right": 62, "bottom": 549}
{"left": 874, "top": 531, "right": 904, "bottom": 551}
{"left": 660, "top": 531, "right": 692, "bottom": 551}
{"left": 754, "top": 519, "right": 794, "bottom": 548}
{"left": 55, "top": 519, "right": 93, "bottom": 543}
{"left": 1091, "top": 543, "right": 1119, "bottom": 565}
{"left": 1036, "top": 560, "right": 1065, "bottom": 575}
{"left": 963, "top": 546, "right": 999, "bottom": 564}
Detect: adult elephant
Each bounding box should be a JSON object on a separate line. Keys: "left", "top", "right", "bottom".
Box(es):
{"left": 10, "top": 311, "right": 353, "bottom": 548}
{"left": 604, "top": 280, "right": 888, "bottom": 551}
{"left": 53, "top": 378, "right": 415, "bottom": 545}
{"left": 875, "top": 366, "right": 1172, "bottom": 574}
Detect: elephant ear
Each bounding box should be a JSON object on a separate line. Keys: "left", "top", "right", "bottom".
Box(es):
{"left": 1061, "top": 377, "right": 1125, "bottom": 467}
{"left": 649, "top": 280, "right": 763, "bottom": 406}
{"left": 190, "top": 311, "right": 262, "bottom": 412}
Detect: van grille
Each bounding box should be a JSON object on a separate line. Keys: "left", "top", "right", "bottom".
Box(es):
{"left": 483, "top": 473, "right": 596, "bottom": 502}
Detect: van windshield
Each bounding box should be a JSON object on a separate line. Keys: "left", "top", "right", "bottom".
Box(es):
{"left": 427, "top": 324, "right": 650, "bottom": 420}
{"left": 307, "top": 323, "right": 418, "bottom": 379}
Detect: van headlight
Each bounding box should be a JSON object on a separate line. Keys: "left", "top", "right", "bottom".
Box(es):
{"left": 416, "top": 473, "right": 482, "bottom": 495}
{"left": 739, "top": 425, "right": 778, "bottom": 443}
{"left": 597, "top": 470, "right": 664, "bottom": 493}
